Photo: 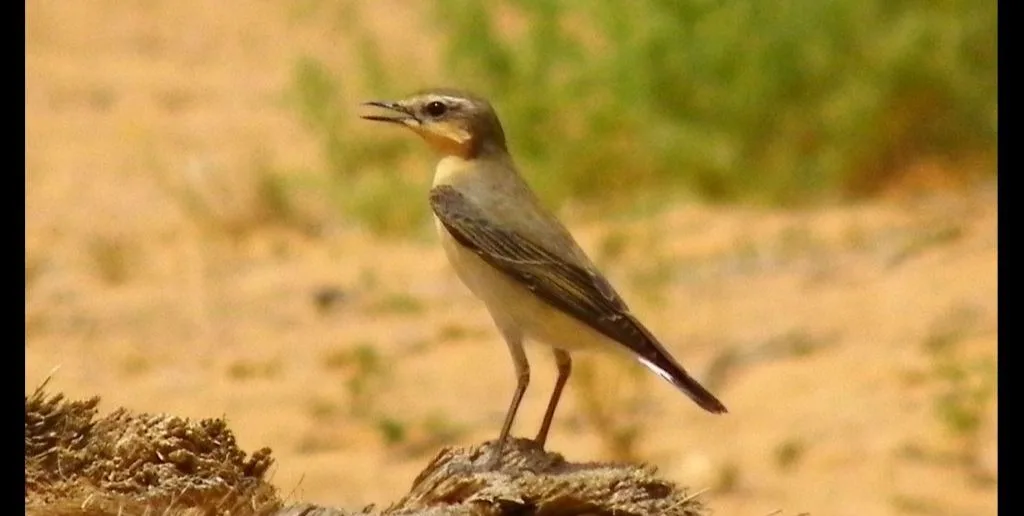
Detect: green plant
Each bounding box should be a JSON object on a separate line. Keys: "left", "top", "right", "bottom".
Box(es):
{"left": 323, "top": 342, "right": 389, "bottom": 418}
{"left": 366, "top": 292, "right": 427, "bottom": 315}
{"left": 288, "top": 57, "right": 430, "bottom": 235}
{"left": 376, "top": 416, "right": 408, "bottom": 446}
{"left": 374, "top": 411, "right": 467, "bottom": 456}
{"left": 920, "top": 305, "right": 996, "bottom": 474}
{"left": 428, "top": 0, "right": 996, "bottom": 205}
{"left": 295, "top": 1, "right": 995, "bottom": 233}
{"left": 931, "top": 355, "right": 995, "bottom": 451}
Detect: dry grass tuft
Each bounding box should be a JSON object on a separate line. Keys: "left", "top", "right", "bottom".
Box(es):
{"left": 25, "top": 379, "right": 280, "bottom": 515}
{"left": 26, "top": 383, "right": 710, "bottom": 515}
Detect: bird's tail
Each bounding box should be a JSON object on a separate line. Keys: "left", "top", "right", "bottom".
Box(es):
{"left": 626, "top": 315, "right": 728, "bottom": 414}
{"left": 637, "top": 355, "right": 728, "bottom": 414}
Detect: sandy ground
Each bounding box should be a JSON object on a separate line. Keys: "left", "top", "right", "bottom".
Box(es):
{"left": 26, "top": 2, "right": 996, "bottom": 515}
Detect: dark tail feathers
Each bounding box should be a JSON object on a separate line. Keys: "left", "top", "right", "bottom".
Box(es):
{"left": 637, "top": 355, "right": 728, "bottom": 414}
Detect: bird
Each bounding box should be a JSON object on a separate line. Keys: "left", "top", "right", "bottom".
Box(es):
{"left": 361, "top": 88, "right": 726, "bottom": 464}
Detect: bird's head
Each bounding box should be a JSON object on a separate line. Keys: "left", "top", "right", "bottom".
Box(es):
{"left": 361, "top": 89, "right": 507, "bottom": 158}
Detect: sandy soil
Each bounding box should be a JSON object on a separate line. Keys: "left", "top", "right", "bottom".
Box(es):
{"left": 26, "top": 2, "right": 996, "bottom": 515}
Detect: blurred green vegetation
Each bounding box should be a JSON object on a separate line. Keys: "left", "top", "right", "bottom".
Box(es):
{"left": 292, "top": 0, "right": 996, "bottom": 233}
{"left": 432, "top": 0, "right": 997, "bottom": 204}
{"left": 289, "top": 56, "right": 427, "bottom": 235}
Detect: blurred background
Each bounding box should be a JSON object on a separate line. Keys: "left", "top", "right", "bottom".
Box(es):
{"left": 25, "top": 1, "right": 996, "bottom": 515}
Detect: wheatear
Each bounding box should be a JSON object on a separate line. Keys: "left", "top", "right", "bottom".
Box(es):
{"left": 362, "top": 89, "right": 726, "bottom": 462}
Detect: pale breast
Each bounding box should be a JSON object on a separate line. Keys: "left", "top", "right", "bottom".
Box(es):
{"left": 432, "top": 155, "right": 476, "bottom": 189}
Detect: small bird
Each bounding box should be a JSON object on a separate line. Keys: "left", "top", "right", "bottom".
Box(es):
{"left": 362, "top": 89, "right": 726, "bottom": 463}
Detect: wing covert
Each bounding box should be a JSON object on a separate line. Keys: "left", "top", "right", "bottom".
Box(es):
{"left": 429, "top": 185, "right": 728, "bottom": 414}
{"left": 429, "top": 185, "right": 633, "bottom": 340}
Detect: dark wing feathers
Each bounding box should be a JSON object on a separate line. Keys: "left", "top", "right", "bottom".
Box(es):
{"left": 429, "top": 185, "right": 727, "bottom": 414}
{"left": 430, "top": 186, "right": 629, "bottom": 336}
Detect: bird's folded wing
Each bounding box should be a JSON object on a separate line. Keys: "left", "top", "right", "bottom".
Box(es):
{"left": 429, "top": 185, "right": 653, "bottom": 351}
{"left": 431, "top": 185, "right": 728, "bottom": 415}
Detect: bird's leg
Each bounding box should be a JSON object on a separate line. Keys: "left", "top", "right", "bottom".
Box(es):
{"left": 535, "top": 348, "right": 572, "bottom": 449}
{"left": 490, "top": 331, "right": 529, "bottom": 468}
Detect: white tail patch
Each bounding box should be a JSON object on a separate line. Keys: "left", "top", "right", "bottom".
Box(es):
{"left": 638, "top": 356, "right": 677, "bottom": 386}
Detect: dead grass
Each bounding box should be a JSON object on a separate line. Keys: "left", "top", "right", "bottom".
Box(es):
{"left": 25, "top": 379, "right": 280, "bottom": 515}
{"left": 26, "top": 385, "right": 710, "bottom": 516}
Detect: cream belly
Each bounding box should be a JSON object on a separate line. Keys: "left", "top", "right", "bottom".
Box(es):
{"left": 435, "top": 217, "right": 625, "bottom": 356}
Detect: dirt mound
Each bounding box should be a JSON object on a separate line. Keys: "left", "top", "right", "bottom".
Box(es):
{"left": 25, "top": 382, "right": 709, "bottom": 516}
{"left": 385, "top": 437, "right": 708, "bottom": 515}
{"left": 25, "top": 379, "right": 280, "bottom": 515}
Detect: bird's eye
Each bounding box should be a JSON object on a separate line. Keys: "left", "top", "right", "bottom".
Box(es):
{"left": 424, "top": 101, "right": 448, "bottom": 117}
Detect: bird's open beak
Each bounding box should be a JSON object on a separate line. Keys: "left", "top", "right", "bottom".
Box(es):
{"left": 360, "top": 101, "right": 416, "bottom": 125}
